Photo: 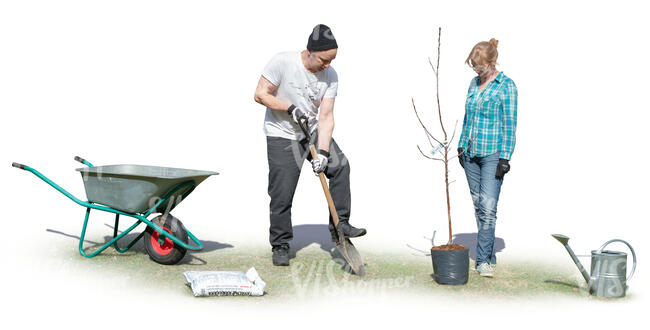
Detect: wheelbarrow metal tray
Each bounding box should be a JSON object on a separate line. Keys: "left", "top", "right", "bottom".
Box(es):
{"left": 77, "top": 164, "right": 218, "bottom": 214}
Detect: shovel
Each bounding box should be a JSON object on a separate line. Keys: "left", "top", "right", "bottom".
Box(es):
{"left": 298, "top": 118, "right": 365, "bottom": 276}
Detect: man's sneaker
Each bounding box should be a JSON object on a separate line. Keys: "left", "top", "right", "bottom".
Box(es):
{"left": 476, "top": 263, "right": 494, "bottom": 277}
{"left": 272, "top": 245, "right": 290, "bottom": 266}
{"left": 337, "top": 221, "right": 367, "bottom": 238}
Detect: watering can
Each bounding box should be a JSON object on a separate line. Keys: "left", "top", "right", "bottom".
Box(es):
{"left": 552, "top": 234, "right": 636, "bottom": 298}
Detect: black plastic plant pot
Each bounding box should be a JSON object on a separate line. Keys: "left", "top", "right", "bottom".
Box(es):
{"left": 431, "top": 247, "right": 469, "bottom": 285}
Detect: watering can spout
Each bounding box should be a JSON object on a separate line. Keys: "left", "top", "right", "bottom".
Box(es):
{"left": 551, "top": 234, "right": 591, "bottom": 284}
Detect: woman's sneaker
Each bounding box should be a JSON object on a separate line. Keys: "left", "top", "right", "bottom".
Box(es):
{"left": 476, "top": 263, "right": 494, "bottom": 277}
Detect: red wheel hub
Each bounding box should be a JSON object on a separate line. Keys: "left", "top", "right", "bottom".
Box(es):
{"left": 151, "top": 227, "right": 174, "bottom": 255}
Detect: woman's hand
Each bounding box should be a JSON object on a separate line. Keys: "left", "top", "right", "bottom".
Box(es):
{"left": 496, "top": 159, "right": 510, "bottom": 179}
{"left": 458, "top": 148, "right": 465, "bottom": 169}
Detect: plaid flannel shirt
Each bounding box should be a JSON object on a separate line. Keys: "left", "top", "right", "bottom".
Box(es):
{"left": 458, "top": 72, "right": 518, "bottom": 160}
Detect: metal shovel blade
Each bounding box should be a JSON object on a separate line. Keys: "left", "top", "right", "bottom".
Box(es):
{"left": 336, "top": 232, "right": 365, "bottom": 276}
{"left": 297, "top": 118, "right": 366, "bottom": 276}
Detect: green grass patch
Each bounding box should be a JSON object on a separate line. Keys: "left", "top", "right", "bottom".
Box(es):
{"left": 53, "top": 240, "right": 590, "bottom": 300}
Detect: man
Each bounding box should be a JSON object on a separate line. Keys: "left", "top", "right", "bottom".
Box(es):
{"left": 254, "top": 24, "right": 366, "bottom": 266}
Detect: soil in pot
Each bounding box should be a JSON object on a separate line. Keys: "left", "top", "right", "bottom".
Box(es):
{"left": 431, "top": 244, "right": 469, "bottom": 285}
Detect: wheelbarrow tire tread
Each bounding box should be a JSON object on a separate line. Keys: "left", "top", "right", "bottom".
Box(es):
{"left": 143, "top": 214, "right": 188, "bottom": 265}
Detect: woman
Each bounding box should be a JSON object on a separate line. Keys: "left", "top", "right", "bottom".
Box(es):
{"left": 457, "top": 38, "right": 518, "bottom": 278}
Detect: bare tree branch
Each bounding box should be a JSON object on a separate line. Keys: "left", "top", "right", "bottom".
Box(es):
{"left": 425, "top": 132, "right": 437, "bottom": 149}
{"left": 412, "top": 27, "right": 458, "bottom": 246}
{"left": 432, "top": 27, "right": 453, "bottom": 245}
{"left": 430, "top": 230, "right": 436, "bottom": 246}
{"left": 428, "top": 57, "right": 437, "bottom": 76}
{"left": 417, "top": 145, "right": 444, "bottom": 161}
{"left": 406, "top": 244, "right": 431, "bottom": 256}
{"left": 412, "top": 97, "right": 443, "bottom": 145}
{"left": 449, "top": 120, "right": 459, "bottom": 145}
{"left": 434, "top": 28, "right": 447, "bottom": 142}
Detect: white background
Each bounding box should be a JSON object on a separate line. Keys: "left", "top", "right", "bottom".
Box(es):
{"left": 1, "top": 0, "right": 648, "bottom": 328}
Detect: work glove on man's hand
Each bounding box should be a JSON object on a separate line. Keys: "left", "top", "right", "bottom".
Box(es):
{"left": 288, "top": 104, "right": 307, "bottom": 126}
{"left": 458, "top": 148, "right": 465, "bottom": 169}
{"left": 311, "top": 149, "right": 329, "bottom": 175}
{"left": 495, "top": 158, "right": 510, "bottom": 179}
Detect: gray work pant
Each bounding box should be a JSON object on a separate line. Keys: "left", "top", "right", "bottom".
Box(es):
{"left": 266, "top": 133, "right": 351, "bottom": 248}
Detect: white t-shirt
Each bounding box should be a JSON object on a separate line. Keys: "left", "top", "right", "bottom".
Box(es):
{"left": 261, "top": 51, "right": 338, "bottom": 140}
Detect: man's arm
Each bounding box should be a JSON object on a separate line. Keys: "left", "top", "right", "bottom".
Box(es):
{"left": 317, "top": 97, "right": 335, "bottom": 152}
{"left": 254, "top": 76, "right": 290, "bottom": 111}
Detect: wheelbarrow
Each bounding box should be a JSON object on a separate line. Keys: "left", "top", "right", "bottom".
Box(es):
{"left": 12, "top": 156, "right": 218, "bottom": 265}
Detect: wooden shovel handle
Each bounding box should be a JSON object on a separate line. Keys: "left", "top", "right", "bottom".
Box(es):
{"left": 309, "top": 144, "right": 340, "bottom": 227}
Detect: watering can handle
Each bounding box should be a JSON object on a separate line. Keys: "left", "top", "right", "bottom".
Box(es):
{"left": 597, "top": 239, "right": 637, "bottom": 281}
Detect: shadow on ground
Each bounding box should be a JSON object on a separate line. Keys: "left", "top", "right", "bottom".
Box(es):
{"left": 46, "top": 224, "right": 233, "bottom": 266}
{"left": 289, "top": 224, "right": 356, "bottom": 274}
{"left": 290, "top": 224, "right": 335, "bottom": 254}
{"left": 452, "top": 232, "right": 505, "bottom": 260}
{"left": 543, "top": 279, "right": 580, "bottom": 289}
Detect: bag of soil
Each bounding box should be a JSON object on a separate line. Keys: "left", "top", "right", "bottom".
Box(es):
{"left": 183, "top": 267, "right": 266, "bottom": 296}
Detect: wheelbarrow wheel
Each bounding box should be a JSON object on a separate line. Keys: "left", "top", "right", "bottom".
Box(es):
{"left": 143, "top": 214, "right": 188, "bottom": 265}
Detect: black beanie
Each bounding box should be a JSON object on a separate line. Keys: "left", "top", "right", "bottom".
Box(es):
{"left": 307, "top": 24, "right": 338, "bottom": 51}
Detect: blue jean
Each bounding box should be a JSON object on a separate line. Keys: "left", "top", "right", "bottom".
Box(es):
{"left": 461, "top": 151, "right": 503, "bottom": 267}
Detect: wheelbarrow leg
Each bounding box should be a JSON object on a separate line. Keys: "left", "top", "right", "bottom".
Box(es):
{"left": 78, "top": 207, "right": 144, "bottom": 258}
{"left": 78, "top": 207, "right": 109, "bottom": 258}
{"left": 112, "top": 213, "right": 146, "bottom": 253}
{"left": 113, "top": 214, "right": 119, "bottom": 240}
